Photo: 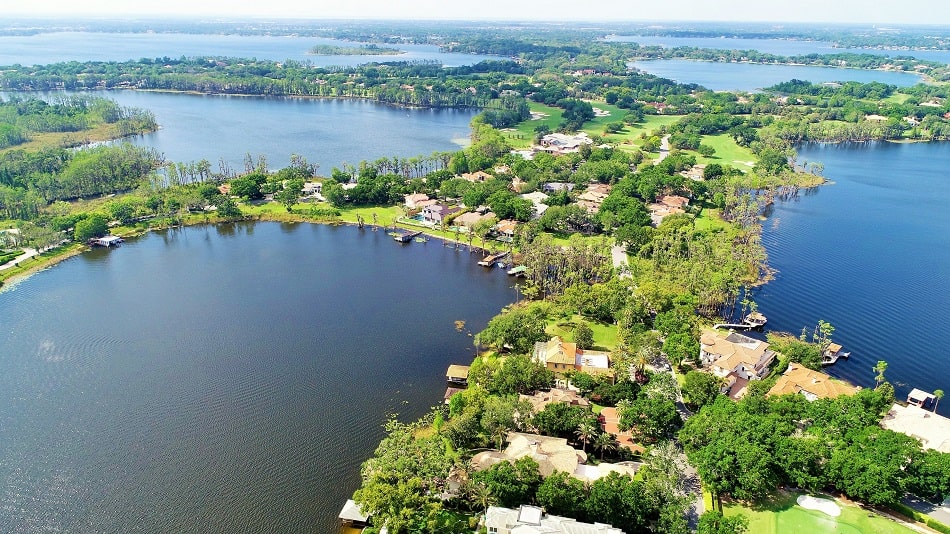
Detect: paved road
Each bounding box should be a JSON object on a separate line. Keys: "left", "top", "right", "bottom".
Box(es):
{"left": 653, "top": 134, "right": 671, "bottom": 164}
{"left": 0, "top": 247, "right": 38, "bottom": 271}
{"left": 902, "top": 495, "right": 950, "bottom": 526}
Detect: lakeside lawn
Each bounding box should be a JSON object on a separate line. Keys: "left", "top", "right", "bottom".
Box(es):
{"left": 723, "top": 491, "right": 918, "bottom": 534}
{"left": 0, "top": 123, "right": 144, "bottom": 155}
{"left": 694, "top": 208, "right": 732, "bottom": 233}
{"left": 546, "top": 314, "right": 618, "bottom": 352}
{"left": 696, "top": 133, "right": 757, "bottom": 169}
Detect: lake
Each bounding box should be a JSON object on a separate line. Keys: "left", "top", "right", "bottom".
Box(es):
{"left": 630, "top": 59, "right": 923, "bottom": 92}
{"left": 0, "top": 222, "right": 517, "bottom": 532}
{"left": 609, "top": 34, "right": 950, "bottom": 64}
{"left": 0, "top": 31, "right": 499, "bottom": 68}
{"left": 18, "top": 90, "right": 478, "bottom": 173}
{"left": 754, "top": 141, "right": 950, "bottom": 414}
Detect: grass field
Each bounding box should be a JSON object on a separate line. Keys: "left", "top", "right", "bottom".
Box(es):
{"left": 502, "top": 101, "right": 680, "bottom": 151}
{"left": 694, "top": 208, "right": 732, "bottom": 233}
{"left": 0, "top": 123, "right": 138, "bottom": 155}
{"left": 724, "top": 492, "right": 918, "bottom": 534}
{"left": 697, "top": 133, "right": 756, "bottom": 169}
{"left": 546, "top": 314, "right": 618, "bottom": 352}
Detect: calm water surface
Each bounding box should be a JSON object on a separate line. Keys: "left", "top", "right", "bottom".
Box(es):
{"left": 0, "top": 223, "right": 516, "bottom": 532}
{"left": 754, "top": 142, "right": 950, "bottom": 414}
{"left": 630, "top": 59, "right": 923, "bottom": 92}
{"left": 18, "top": 90, "right": 477, "bottom": 172}
{"left": 610, "top": 35, "right": 950, "bottom": 64}
{"left": 0, "top": 32, "right": 499, "bottom": 68}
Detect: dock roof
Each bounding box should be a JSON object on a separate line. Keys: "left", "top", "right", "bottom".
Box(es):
{"left": 446, "top": 364, "right": 470, "bottom": 379}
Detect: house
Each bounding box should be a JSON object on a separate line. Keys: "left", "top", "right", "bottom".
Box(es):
{"left": 539, "top": 132, "right": 593, "bottom": 154}
{"left": 404, "top": 192, "right": 430, "bottom": 209}
{"left": 493, "top": 219, "right": 519, "bottom": 240}
{"left": 519, "top": 388, "right": 589, "bottom": 413}
{"left": 542, "top": 182, "right": 575, "bottom": 193}
{"left": 421, "top": 203, "right": 461, "bottom": 224}
{"left": 532, "top": 337, "right": 614, "bottom": 381}
{"left": 657, "top": 195, "right": 689, "bottom": 209}
{"left": 461, "top": 170, "right": 493, "bottom": 183}
{"left": 700, "top": 331, "right": 776, "bottom": 397}
{"left": 520, "top": 191, "right": 550, "bottom": 219}
{"left": 881, "top": 403, "right": 950, "bottom": 453}
{"left": 598, "top": 407, "right": 644, "bottom": 454}
{"left": 453, "top": 211, "right": 495, "bottom": 230}
{"left": 302, "top": 181, "right": 322, "bottom": 196}
{"left": 576, "top": 184, "right": 611, "bottom": 214}
{"left": 485, "top": 505, "right": 625, "bottom": 534}
{"left": 681, "top": 164, "right": 707, "bottom": 181}
{"left": 767, "top": 363, "right": 860, "bottom": 401}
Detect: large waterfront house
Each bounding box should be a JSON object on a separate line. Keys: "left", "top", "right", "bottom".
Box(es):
{"left": 767, "top": 363, "right": 860, "bottom": 401}
{"left": 485, "top": 505, "right": 625, "bottom": 534}
{"left": 700, "top": 330, "right": 776, "bottom": 398}
{"left": 421, "top": 203, "right": 461, "bottom": 224}
{"left": 532, "top": 336, "right": 614, "bottom": 382}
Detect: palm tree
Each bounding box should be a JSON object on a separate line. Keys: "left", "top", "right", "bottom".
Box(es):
{"left": 575, "top": 419, "right": 597, "bottom": 453}
{"left": 934, "top": 389, "right": 944, "bottom": 413}
{"left": 593, "top": 431, "right": 618, "bottom": 460}
{"left": 873, "top": 360, "right": 888, "bottom": 388}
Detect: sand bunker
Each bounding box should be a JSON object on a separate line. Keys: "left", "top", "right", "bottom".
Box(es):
{"left": 797, "top": 495, "right": 842, "bottom": 517}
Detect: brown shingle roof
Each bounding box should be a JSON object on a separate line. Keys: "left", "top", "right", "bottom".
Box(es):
{"left": 767, "top": 363, "right": 859, "bottom": 400}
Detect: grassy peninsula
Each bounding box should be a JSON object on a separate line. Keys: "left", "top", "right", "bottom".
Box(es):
{"left": 307, "top": 44, "right": 402, "bottom": 55}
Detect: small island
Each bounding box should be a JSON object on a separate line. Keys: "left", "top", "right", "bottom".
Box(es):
{"left": 307, "top": 43, "right": 402, "bottom": 56}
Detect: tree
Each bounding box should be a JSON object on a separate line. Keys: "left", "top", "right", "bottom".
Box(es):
{"left": 274, "top": 178, "right": 304, "bottom": 211}
{"left": 585, "top": 473, "right": 655, "bottom": 533}
{"left": 934, "top": 389, "right": 944, "bottom": 413}
{"left": 593, "top": 431, "right": 618, "bottom": 460}
{"left": 682, "top": 371, "right": 723, "bottom": 410}
{"left": 575, "top": 417, "right": 599, "bottom": 453}
{"left": 480, "top": 395, "right": 532, "bottom": 450}
{"left": 533, "top": 402, "right": 589, "bottom": 439}
{"left": 536, "top": 471, "right": 587, "bottom": 518}
{"left": 229, "top": 175, "right": 263, "bottom": 200}
{"left": 873, "top": 360, "right": 888, "bottom": 388}
{"left": 478, "top": 304, "right": 549, "bottom": 354}
{"left": 472, "top": 457, "right": 541, "bottom": 509}
{"left": 698, "top": 510, "right": 748, "bottom": 534}
{"left": 827, "top": 426, "right": 919, "bottom": 505}
{"left": 574, "top": 322, "right": 594, "bottom": 350}
{"left": 73, "top": 214, "right": 109, "bottom": 242}
{"left": 619, "top": 396, "right": 682, "bottom": 443}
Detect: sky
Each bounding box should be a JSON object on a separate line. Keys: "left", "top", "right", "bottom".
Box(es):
{"left": 4, "top": 0, "right": 950, "bottom": 25}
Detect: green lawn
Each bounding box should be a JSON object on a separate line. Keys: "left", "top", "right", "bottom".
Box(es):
{"left": 694, "top": 208, "right": 732, "bottom": 233}
{"left": 546, "top": 314, "right": 618, "bottom": 352}
{"left": 503, "top": 101, "right": 680, "bottom": 151}
{"left": 724, "top": 492, "right": 918, "bottom": 534}
{"left": 697, "top": 133, "right": 756, "bottom": 169}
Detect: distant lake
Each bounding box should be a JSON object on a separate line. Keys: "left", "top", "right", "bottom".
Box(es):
{"left": 630, "top": 59, "right": 923, "bottom": 91}
{"left": 16, "top": 90, "right": 477, "bottom": 172}
{"left": 0, "top": 31, "right": 500, "bottom": 67}
{"left": 0, "top": 223, "right": 517, "bottom": 532}
{"left": 609, "top": 35, "right": 950, "bottom": 64}
{"left": 754, "top": 141, "right": 950, "bottom": 414}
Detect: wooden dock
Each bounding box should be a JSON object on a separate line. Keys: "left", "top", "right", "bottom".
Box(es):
{"left": 714, "top": 313, "right": 768, "bottom": 331}
{"left": 821, "top": 343, "right": 850, "bottom": 366}
{"left": 478, "top": 250, "right": 509, "bottom": 267}
{"left": 391, "top": 230, "right": 422, "bottom": 243}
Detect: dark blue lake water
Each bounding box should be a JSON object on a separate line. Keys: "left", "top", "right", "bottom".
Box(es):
{"left": 0, "top": 223, "right": 517, "bottom": 532}
{"left": 0, "top": 31, "right": 499, "bottom": 68}
{"left": 630, "top": 59, "right": 923, "bottom": 91}
{"left": 754, "top": 142, "right": 950, "bottom": 414}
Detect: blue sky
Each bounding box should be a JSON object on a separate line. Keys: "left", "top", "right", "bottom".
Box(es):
{"left": 5, "top": 0, "right": 950, "bottom": 25}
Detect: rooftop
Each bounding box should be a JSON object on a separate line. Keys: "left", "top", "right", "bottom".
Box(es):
{"left": 881, "top": 403, "right": 950, "bottom": 453}
{"left": 485, "top": 505, "right": 625, "bottom": 534}
{"left": 768, "top": 363, "right": 860, "bottom": 401}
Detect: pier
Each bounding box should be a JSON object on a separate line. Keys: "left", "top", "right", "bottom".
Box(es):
{"left": 391, "top": 230, "right": 422, "bottom": 243}
{"left": 821, "top": 343, "right": 850, "bottom": 366}
{"left": 478, "top": 250, "right": 509, "bottom": 267}
{"left": 713, "top": 313, "right": 768, "bottom": 331}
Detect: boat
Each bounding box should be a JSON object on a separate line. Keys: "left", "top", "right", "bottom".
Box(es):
{"left": 821, "top": 343, "right": 850, "bottom": 366}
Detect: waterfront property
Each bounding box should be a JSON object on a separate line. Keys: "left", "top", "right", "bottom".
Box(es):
{"left": 91, "top": 235, "right": 124, "bottom": 247}
{"left": 519, "top": 387, "right": 589, "bottom": 413}
{"left": 532, "top": 336, "right": 614, "bottom": 382}
{"left": 338, "top": 499, "right": 371, "bottom": 531}
{"left": 881, "top": 403, "right": 950, "bottom": 453}
{"left": 700, "top": 330, "right": 776, "bottom": 398}
{"left": 767, "top": 363, "right": 860, "bottom": 401}
{"left": 421, "top": 203, "right": 461, "bottom": 224}
{"left": 485, "top": 505, "right": 625, "bottom": 534}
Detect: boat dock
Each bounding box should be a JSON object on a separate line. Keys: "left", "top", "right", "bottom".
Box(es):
{"left": 478, "top": 251, "right": 509, "bottom": 267}
{"left": 714, "top": 313, "right": 768, "bottom": 331}
{"left": 391, "top": 230, "right": 422, "bottom": 243}
{"left": 507, "top": 265, "right": 526, "bottom": 277}
{"left": 821, "top": 343, "right": 850, "bottom": 366}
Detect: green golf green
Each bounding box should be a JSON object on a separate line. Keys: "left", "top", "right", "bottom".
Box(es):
{"left": 724, "top": 493, "right": 917, "bottom": 534}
